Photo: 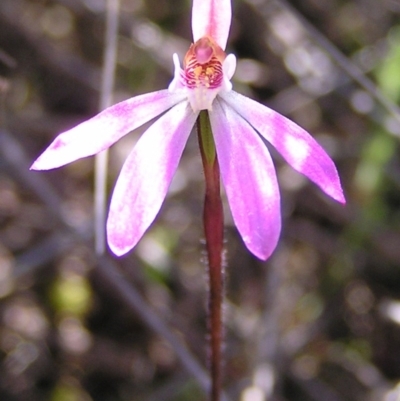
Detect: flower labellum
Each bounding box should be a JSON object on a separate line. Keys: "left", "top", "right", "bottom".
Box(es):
{"left": 31, "top": 0, "right": 345, "bottom": 260}
{"left": 173, "top": 36, "right": 232, "bottom": 111}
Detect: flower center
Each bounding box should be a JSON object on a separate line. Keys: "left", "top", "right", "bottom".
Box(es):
{"left": 183, "top": 37, "right": 225, "bottom": 91}
{"left": 168, "top": 36, "right": 236, "bottom": 112}
{"left": 182, "top": 37, "right": 227, "bottom": 111}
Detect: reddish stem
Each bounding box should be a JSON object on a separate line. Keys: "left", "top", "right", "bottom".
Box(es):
{"left": 197, "top": 113, "right": 224, "bottom": 401}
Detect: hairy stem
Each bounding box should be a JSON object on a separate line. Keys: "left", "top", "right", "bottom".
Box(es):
{"left": 197, "top": 111, "right": 224, "bottom": 401}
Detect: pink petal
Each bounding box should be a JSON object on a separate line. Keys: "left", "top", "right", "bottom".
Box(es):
{"left": 31, "top": 90, "right": 185, "bottom": 170}
{"left": 192, "top": 0, "right": 231, "bottom": 50}
{"left": 107, "top": 102, "right": 197, "bottom": 256}
{"left": 209, "top": 99, "right": 281, "bottom": 260}
{"left": 221, "top": 91, "right": 345, "bottom": 204}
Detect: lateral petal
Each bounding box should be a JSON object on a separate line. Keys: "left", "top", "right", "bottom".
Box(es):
{"left": 220, "top": 91, "right": 345, "bottom": 204}
{"left": 31, "top": 90, "right": 185, "bottom": 170}
{"left": 192, "top": 0, "right": 231, "bottom": 50}
{"left": 107, "top": 102, "right": 197, "bottom": 256}
{"left": 210, "top": 99, "right": 281, "bottom": 260}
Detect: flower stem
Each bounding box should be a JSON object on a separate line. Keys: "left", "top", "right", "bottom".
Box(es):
{"left": 197, "top": 111, "right": 224, "bottom": 401}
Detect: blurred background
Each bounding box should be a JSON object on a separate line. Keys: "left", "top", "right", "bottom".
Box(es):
{"left": 1, "top": 0, "right": 400, "bottom": 400}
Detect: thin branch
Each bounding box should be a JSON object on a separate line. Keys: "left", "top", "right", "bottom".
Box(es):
{"left": 274, "top": 0, "right": 400, "bottom": 128}
{"left": 94, "top": 0, "right": 120, "bottom": 255}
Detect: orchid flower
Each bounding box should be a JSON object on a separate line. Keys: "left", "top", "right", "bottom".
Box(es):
{"left": 31, "top": 0, "right": 345, "bottom": 260}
